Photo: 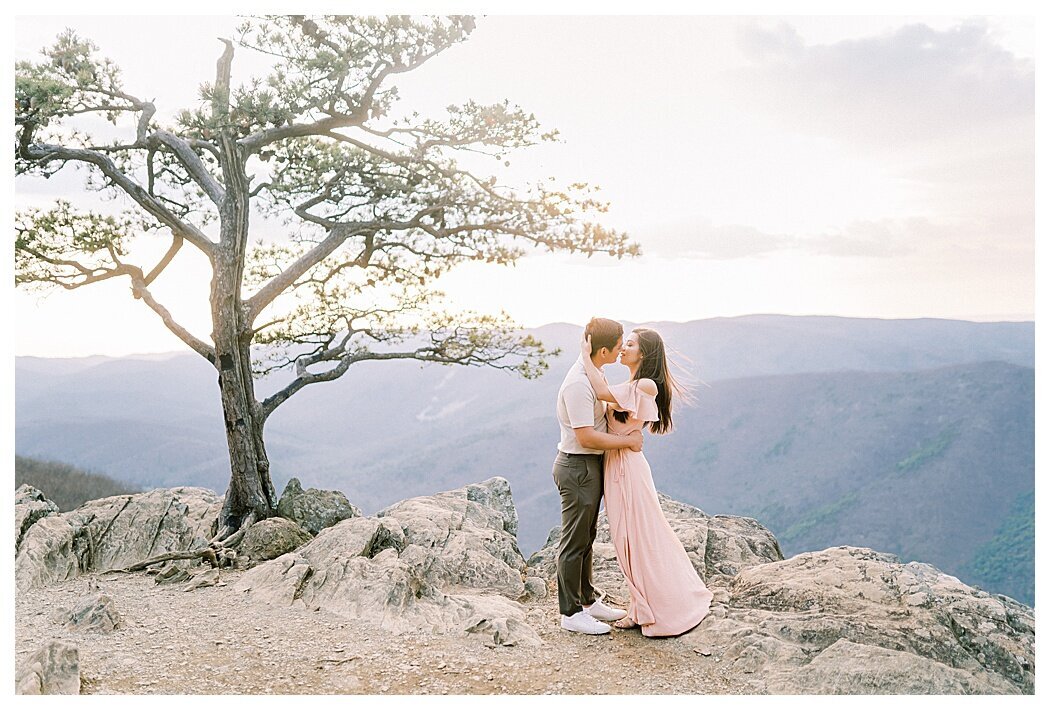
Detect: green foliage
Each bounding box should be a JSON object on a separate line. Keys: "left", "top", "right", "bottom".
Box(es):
{"left": 780, "top": 492, "right": 860, "bottom": 544}
{"left": 15, "top": 28, "right": 129, "bottom": 130}
{"left": 233, "top": 15, "right": 475, "bottom": 126}
{"left": 764, "top": 424, "right": 798, "bottom": 459}
{"left": 896, "top": 424, "right": 958, "bottom": 474}
{"left": 753, "top": 501, "right": 789, "bottom": 532}
{"left": 15, "top": 201, "right": 143, "bottom": 291}
{"left": 967, "top": 491, "right": 1034, "bottom": 606}
{"left": 15, "top": 455, "right": 140, "bottom": 512}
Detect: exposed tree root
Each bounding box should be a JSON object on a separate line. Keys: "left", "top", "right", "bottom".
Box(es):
{"left": 102, "top": 548, "right": 217, "bottom": 574}
{"left": 103, "top": 512, "right": 259, "bottom": 575}
{"left": 212, "top": 511, "right": 257, "bottom": 549}
{"left": 208, "top": 510, "right": 258, "bottom": 548}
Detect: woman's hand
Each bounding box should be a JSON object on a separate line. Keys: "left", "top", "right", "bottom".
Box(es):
{"left": 581, "top": 332, "right": 592, "bottom": 359}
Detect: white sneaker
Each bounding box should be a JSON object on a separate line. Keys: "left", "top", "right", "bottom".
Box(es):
{"left": 584, "top": 599, "right": 627, "bottom": 622}
{"left": 560, "top": 611, "right": 611, "bottom": 635}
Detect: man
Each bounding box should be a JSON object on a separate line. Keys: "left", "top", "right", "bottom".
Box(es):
{"left": 552, "top": 317, "right": 639, "bottom": 634}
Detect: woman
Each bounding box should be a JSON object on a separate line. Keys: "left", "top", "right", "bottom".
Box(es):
{"left": 581, "top": 328, "right": 713, "bottom": 636}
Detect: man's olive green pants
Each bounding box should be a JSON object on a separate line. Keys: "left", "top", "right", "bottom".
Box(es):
{"left": 552, "top": 451, "right": 604, "bottom": 616}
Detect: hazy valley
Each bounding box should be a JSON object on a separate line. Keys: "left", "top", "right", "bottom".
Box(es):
{"left": 16, "top": 315, "right": 1035, "bottom": 605}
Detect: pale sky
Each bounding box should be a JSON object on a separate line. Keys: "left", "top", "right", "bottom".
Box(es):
{"left": 10, "top": 9, "right": 1038, "bottom": 357}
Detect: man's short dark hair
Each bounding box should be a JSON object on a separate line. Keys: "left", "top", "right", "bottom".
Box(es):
{"left": 586, "top": 317, "right": 623, "bottom": 356}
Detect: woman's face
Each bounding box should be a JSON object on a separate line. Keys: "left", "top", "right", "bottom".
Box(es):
{"left": 619, "top": 332, "right": 643, "bottom": 368}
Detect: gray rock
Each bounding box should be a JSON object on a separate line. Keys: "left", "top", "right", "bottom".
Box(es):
{"left": 463, "top": 478, "right": 519, "bottom": 538}
{"left": 522, "top": 576, "right": 548, "bottom": 601}
{"left": 236, "top": 477, "right": 539, "bottom": 646}
{"left": 15, "top": 487, "right": 223, "bottom": 591}
{"left": 687, "top": 546, "right": 1034, "bottom": 694}
{"left": 15, "top": 640, "right": 80, "bottom": 695}
{"left": 15, "top": 484, "right": 59, "bottom": 552}
{"left": 768, "top": 639, "right": 1019, "bottom": 694}
{"left": 239, "top": 517, "right": 312, "bottom": 563}
{"left": 526, "top": 492, "right": 782, "bottom": 603}
{"left": 378, "top": 477, "right": 525, "bottom": 597}
{"left": 62, "top": 587, "right": 120, "bottom": 632}
{"left": 277, "top": 477, "right": 362, "bottom": 535}
{"left": 182, "top": 568, "right": 221, "bottom": 592}
{"left": 154, "top": 563, "right": 191, "bottom": 585}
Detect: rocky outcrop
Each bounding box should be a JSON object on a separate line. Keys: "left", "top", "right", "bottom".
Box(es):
{"left": 239, "top": 518, "right": 312, "bottom": 563}
{"left": 683, "top": 546, "right": 1034, "bottom": 694}
{"left": 15, "top": 484, "right": 60, "bottom": 552}
{"left": 377, "top": 477, "right": 525, "bottom": 596}
{"left": 13, "top": 479, "right": 1035, "bottom": 694}
{"left": 526, "top": 493, "right": 783, "bottom": 603}
{"left": 15, "top": 640, "right": 80, "bottom": 695}
{"left": 61, "top": 587, "right": 121, "bottom": 633}
{"left": 15, "top": 487, "right": 223, "bottom": 591}
{"left": 277, "top": 478, "right": 362, "bottom": 535}
{"left": 236, "top": 477, "right": 539, "bottom": 647}
{"left": 525, "top": 494, "right": 1032, "bottom": 694}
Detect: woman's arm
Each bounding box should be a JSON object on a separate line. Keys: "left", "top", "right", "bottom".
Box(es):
{"left": 581, "top": 334, "right": 617, "bottom": 403}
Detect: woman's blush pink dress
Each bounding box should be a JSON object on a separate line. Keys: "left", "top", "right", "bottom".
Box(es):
{"left": 604, "top": 381, "right": 714, "bottom": 637}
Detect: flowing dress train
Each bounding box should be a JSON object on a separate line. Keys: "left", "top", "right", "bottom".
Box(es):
{"left": 603, "top": 381, "right": 714, "bottom": 637}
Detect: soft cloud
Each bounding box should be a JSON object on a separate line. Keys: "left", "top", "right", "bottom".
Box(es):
{"left": 803, "top": 219, "right": 924, "bottom": 258}
{"left": 733, "top": 20, "right": 1033, "bottom": 146}
{"left": 640, "top": 221, "right": 793, "bottom": 259}
{"left": 639, "top": 215, "right": 1013, "bottom": 261}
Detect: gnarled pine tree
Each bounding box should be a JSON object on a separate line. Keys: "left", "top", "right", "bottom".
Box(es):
{"left": 15, "top": 16, "right": 636, "bottom": 553}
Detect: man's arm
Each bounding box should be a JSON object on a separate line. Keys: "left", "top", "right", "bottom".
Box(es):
{"left": 574, "top": 427, "right": 643, "bottom": 452}
{"left": 580, "top": 335, "right": 617, "bottom": 404}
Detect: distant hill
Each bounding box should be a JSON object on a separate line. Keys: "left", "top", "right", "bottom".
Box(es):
{"left": 14, "top": 455, "right": 141, "bottom": 511}
{"left": 15, "top": 315, "right": 1035, "bottom": 604}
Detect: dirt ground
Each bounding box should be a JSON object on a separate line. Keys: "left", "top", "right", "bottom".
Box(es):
{"left": 15, "top": 568, "right": 750, "bottom": 695}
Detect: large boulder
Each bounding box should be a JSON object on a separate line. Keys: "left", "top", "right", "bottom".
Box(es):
{"left": 15, "top": 484, "right": 59, "bottom": 552}
{"left": 236, "top": 477, "right": 539, "bottom": 647}
{"left": 15, "top": 640, "right": 80, "bottom": 695}
{"left": 239, "top": 517, "right": 313, "bottom": 563}
{"left": 15, "top": 487, "right": 223, "bottom": 591}
{"left": 526, "top": 493, "right": 783, "bottom": 603}
{"left": 686, "top": 546, "right": 1034, "bottom": 694}
{"left": 277, "top": 477, "right": 362, "bottom": 535}
{"left": 377, "top": 476, "right": 525, "bottom": 596}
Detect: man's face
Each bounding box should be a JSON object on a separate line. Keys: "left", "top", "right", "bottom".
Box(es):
{"left": 601, "top": 336, "right": 624, "bottom": 366}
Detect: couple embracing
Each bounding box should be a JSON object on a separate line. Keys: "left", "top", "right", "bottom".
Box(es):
{"left": 552, "top": 317, "right": 713, "bottom": 636}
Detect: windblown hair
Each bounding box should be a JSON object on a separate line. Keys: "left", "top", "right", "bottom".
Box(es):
{"left": 613, "top": 328, "right": 687, "bottom": 434}
{"left": 585, "top": 317, "right": 623, "bottom": 356}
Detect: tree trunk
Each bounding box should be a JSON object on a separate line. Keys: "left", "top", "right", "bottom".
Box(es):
{"left": 211, "top": 133, "right": 276, "bottom": 535}
{"left": 212, "top": 335, "right": 276, "bottom": 532}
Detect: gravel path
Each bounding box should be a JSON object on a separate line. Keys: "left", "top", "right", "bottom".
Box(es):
{"left": 16, "top": 569, "right": 748, "bottom": 695}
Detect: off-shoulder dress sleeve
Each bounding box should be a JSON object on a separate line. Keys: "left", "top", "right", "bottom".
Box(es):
{"left": 607, "top": 381, "right": 659, "bottom": 422}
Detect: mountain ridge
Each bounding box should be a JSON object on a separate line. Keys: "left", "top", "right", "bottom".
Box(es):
{"left": 16, "top": 316, "right": 1034, "bottom": 605}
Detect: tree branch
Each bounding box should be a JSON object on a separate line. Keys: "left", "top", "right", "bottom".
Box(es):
{"left": 127, "top": 269, "right": 215, "bottom": 360}
{"left": 213, "top": 38, "right": 235, "bottom": 120}
{"left": 136, "top": 101, "right": 156, "bottom": 143}
{"left": 244, "top": 223, "right": 365, "bottom": 323}
{"left": 143, "top": 234, "right": 184, "bottom": 286}
{"left": 238, "top": 36, "right": 446, "bottom": 154}
{"left": 240, "top": 114, "right": 363, "bottom": 153}
{"left": 260, "top": 344, "right": 513, "bottom": 421}
{"left": 19, "top": 142, "right": 215, "bottom": 258}
{"left": 152, "top": 130, "right": 225, "bottom": 204}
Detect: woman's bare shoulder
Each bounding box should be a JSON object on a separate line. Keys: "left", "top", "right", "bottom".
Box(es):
{"left": 636, "top": 378, "right": 658, "bottom": 396}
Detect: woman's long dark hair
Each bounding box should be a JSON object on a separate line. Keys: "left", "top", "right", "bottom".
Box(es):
{"left": 613, "top": 328, "right": 686, "bottom": 434}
